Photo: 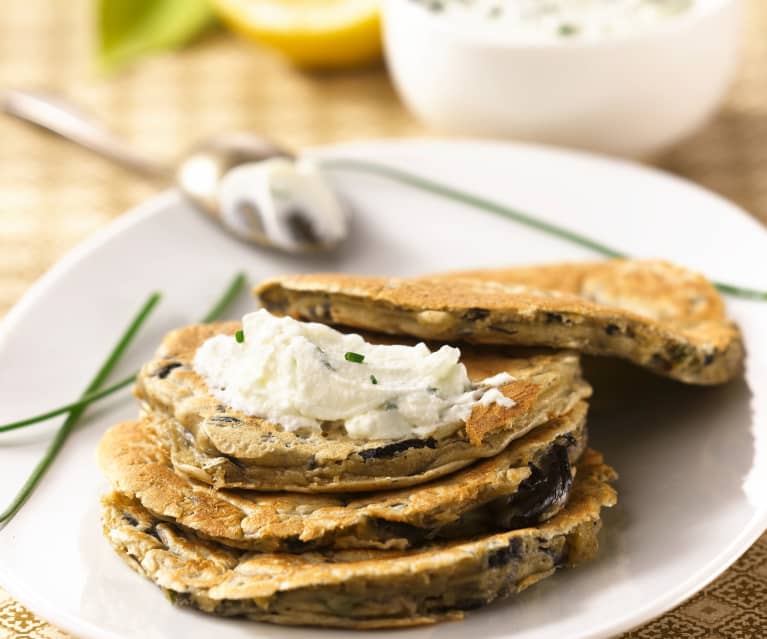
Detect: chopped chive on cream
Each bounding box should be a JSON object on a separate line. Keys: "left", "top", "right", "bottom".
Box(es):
{"left": 235, "top": 330, "right": 245, "bottom": 343}
{"left": 370, "top": 374, "right": 378, "bottom": 385}
{"left": 345, "top": 351, "right": 365, "bottom": 363}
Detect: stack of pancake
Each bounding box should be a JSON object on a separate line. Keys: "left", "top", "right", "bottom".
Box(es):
{"left": 98, "top": 259, "right": 742, "bottom": 628}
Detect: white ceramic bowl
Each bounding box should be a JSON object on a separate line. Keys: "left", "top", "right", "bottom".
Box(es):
{"left": 383, "top": 0, "right": 743, "bottom": 157}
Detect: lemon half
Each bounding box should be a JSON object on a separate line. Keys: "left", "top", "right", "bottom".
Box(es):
{"left": 213, "top": 0, "right": 382, "bottom": 70}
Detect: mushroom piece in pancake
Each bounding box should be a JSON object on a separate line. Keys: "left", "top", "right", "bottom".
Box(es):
{"left": 101, "top": 449, "right": 616, "bottom": 629}
{"left": 98, "top": 402, "right": 588, "bottom": 552}
{"left": 135, "top": 322, "right": 590, "bottom": 492}
{"left": 255, "top": 259, "right": 743, "bottom": 385}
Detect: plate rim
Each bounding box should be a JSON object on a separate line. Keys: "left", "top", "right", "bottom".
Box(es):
{"left": 1, "top": 138, "right": 766, "bottom": 639}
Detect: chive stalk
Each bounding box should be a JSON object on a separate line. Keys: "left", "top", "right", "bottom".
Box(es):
{"left": 321, "top": 159, "right": 767, "bottom": 302}
{"left": 0, "top": 272, "right": 245, "bottom": 524}
{"left": 0, "top": 376, "right": 135, "bottom": 434}
{"left": 0, "top": 272, "right": 247, "bottom": 435}
{"left": 345, "top": 351, "right": 365, "bottom": 363}
{"left": 235, "top": 329, "right": 245, "bottom": 343}
{"left": 200, "top": 273, "right": 247, "bottom": 323}
{"left": 0, "top": 292, "right": 161, "bottom": 524}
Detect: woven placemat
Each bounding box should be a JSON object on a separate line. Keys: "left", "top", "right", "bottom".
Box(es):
{"left": 0, "top": 0, "right": 765, "bottom": 637}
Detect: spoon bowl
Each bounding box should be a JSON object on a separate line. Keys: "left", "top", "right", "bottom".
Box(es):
{"left": 176, "top": 132, "right": 292, "bottom": 216}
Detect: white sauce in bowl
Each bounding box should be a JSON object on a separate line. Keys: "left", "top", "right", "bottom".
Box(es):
{"left": 412, "top": 0, "right": 697, "bottom": 41}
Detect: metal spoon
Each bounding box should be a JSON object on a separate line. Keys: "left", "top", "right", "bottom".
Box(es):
{"left": 0, "top": 89, "right": 348, "bottom": 253}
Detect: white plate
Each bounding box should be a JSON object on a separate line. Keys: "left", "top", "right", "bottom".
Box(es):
{"left": 1, "top": 140, "right": 766, "bottom": 639}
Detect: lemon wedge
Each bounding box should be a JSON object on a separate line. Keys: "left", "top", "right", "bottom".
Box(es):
{"left": 212, "top": 0, "right": 382, "bottom": 69}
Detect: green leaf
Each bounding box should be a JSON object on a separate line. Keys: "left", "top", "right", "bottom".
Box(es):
{"left": 97, "top": 0, "right": 215, "bottom": 71}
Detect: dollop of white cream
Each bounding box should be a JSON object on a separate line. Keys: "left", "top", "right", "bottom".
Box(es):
{"left": 193, "top": 309, "right": 515, "bottom": 440}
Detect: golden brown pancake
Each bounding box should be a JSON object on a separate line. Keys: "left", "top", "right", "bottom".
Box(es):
{"left": 98, "top": 403, "right": 588, "bottom": 551}
{"left": 101, "top": 449, "right": 617, "bottom": 628}
{"left": 135, "top": 322, "right": 590, "bottom": 492}
{"left": 255, "top": 259, "right": 743, "bottom": 385}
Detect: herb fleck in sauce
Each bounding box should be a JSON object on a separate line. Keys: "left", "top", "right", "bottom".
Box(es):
{"left": 413, "top": 0, "right": 696, "bottom": 41}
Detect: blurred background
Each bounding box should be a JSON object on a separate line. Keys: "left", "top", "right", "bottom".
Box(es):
{"left": 1, "top": 2, "right": 766, "bottom": 638}
{"left": 1, "top": 0, "right": 766, "bottom": 315}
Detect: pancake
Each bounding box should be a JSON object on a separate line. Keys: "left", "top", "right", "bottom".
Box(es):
{"left": 101, "top": 448, "right": 617, "bottom": 629}
{"left": 135, "top": 322, "right": 590, "bottom": 492}
{"left": 255, "top": 259, "right": 743, "bottom": 385}
{"left": 98, "top": 402, "right": 588, "bottom": 552}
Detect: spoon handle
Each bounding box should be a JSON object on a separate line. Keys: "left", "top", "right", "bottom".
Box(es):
{"left": 1, "top": 89, "right": 170, "bottom": 178}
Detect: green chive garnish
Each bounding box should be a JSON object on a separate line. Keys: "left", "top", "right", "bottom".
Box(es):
{"left": 0, "top": 272, "right": 247, "bottom": 524}
{"left": 370, "top": 374, "right": 378, "bottom": 384}
{"left": 345, "top": 351, "right": 365, "bottom": 363}
{"left": 321, "top": 159, "right": 767, "bottom": 303}
{"left": 0, "top": 377, "right": 135, "bottom": 434}
{"left": 200, "top": 272, "right": 247, "bottom": 323}
{"left": 0, "top": 272, "right": 247, "bottom": 436}
{"left": 235, "top": 329, "right": 245, "bottom": 343}
{"left": 559, "top": 23, "right": 577, "bottom": 36}
{"left": 0, "top": 292, "right": 161, "bottom": 525}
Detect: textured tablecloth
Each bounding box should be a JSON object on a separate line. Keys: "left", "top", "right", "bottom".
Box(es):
{"left": 1, "top": 0, "right": 766, "bottom": 637}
